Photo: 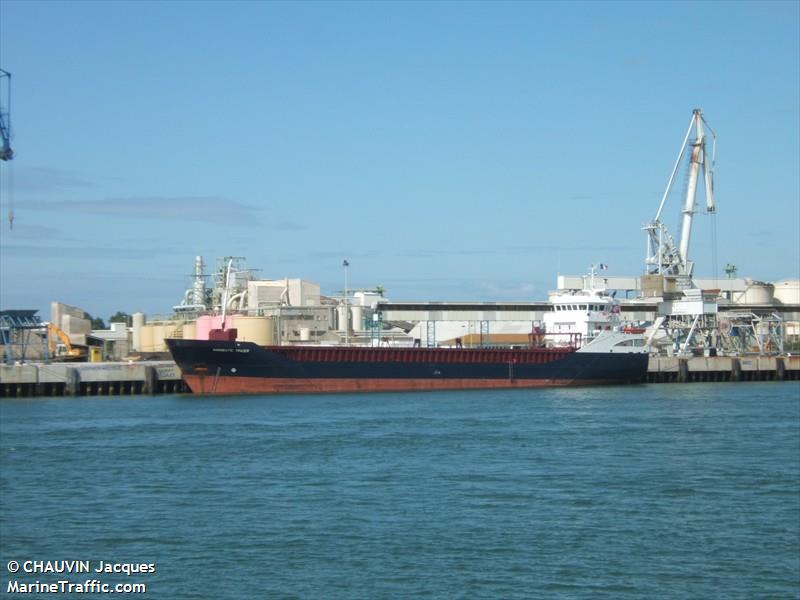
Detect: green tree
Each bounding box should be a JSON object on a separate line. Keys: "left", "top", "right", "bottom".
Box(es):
{"left": 83, "top": 312, "right": 106, "bottom": 330}
{"left": 109, "top": 311, "right": 132, "bottom": 326}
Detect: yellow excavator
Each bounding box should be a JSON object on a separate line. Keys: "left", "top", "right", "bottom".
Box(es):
{"left": 46, "top": 323, "right": 86, "bottom": 360}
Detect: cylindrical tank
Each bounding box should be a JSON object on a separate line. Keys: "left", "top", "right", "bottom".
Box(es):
{"left": 351, "top": 305, "right": 363, "bottom": 331}
{"left": 182, "top": 321, "right": 197, "bottom": 340}
{"left": 151, "top": 324, "right": 167, "bottom": 352}
{"left": 734, "top": 280, "right": 775, "bottom": 304}
{"left": 195, "top": 315, "right": 214, "bottom": 340}
{"left": 195, "top": 315, "right": 235, "bottom": 340}
{"left": 337, "top": 305, "right": 349, "bottom": 333}
{"left": 165, "top": 322, "right": 183, "bottom": 341}
{"left": 231, "top": 315, "right": 272, "bottom": 345}
{"left": 139, "top": 325, "right": 155, "bottom": 353}
{"left": 131, "top": 312, "right": 145, "bottom": 351}
{"left": 774, "top": 280, "right": 800, "bottom": 305}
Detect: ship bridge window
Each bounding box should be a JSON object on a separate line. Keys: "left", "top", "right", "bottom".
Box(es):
{"left": 614, "top": 339, "right": 646, "bottom": 347}
{"left": 580, "top": 304, "right": 587, "bottom": 310}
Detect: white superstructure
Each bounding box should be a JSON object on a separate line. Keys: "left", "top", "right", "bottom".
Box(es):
{"left": 543, "top": 266, "right": 623, "bottom": 346}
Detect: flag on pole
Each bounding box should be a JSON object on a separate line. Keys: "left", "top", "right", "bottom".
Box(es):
{"left": 598, "top": 263, "right": 608, "bottom": 270}
{"left": 343, "top": 259, "right": 349, "bottom": 267}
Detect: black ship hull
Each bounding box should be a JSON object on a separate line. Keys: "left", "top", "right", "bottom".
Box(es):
{"left": 166, "top": 339, "right": 648, "bottom": 395}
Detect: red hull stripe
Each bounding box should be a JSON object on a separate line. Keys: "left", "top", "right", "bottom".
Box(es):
{"left": 183, "top": 375, "right": 622, "bottom": 395}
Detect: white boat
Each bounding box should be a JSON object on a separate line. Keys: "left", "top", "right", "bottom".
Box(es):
{"left": 543, "top": 265, "right": 647, "bottom": 351}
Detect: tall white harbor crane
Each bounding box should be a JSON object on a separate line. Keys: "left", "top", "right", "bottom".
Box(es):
{"left": 643, "top": 108, "right": 716, "bottom": 277}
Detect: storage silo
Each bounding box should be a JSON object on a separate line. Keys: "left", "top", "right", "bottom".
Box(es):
{"left": 182, "top": 321, "right": 197, "bottom": 340}
{"left": 131, "top": 312, "right": 145, "bottom": 351}
{"left": 774, "top": 280, "right": 800, "bottom": 305}
{"left": 139, "top": 325, "right": 155, "bottom": 353}
{"left": 351, "top": 305, "right": 363, "bottom": 331}
{"left": 337, "top": 305, "right": 349, "bottom": 333}
{"left": 734, "top": 280, "right": 775, "bottom": 305}
{"left": 231, "top": 315, "right": 272, "bottom": 346}
{"left": 151, "top": 324, "right": 167, "bottom": 352}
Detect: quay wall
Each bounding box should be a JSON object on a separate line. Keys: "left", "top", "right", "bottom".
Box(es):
{"left": 646, "top": 355, "right": 800, "bottom": 383}
{"left": 0, "top": 361, "right": 186, "bottom": 397}
{"left": 1, "top": 356, "right": 798, "bottom": 397}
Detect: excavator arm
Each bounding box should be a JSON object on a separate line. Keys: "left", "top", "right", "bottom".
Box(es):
{"left": 47, "top": 323, "right": 84, "bottom": 358}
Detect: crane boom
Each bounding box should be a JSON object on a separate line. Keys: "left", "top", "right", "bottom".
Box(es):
{"left": 0, "top": 69, "right": 12, "bottom": 161}
{"left": 677, "top": 111, "right": 705, "bottom": 268}
{"left": 643, "top": 109, "right": 716, "bottom": 277}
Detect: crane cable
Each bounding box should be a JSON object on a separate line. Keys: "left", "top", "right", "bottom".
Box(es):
{"left": 6, "top": 159, "right": 14, "bottom": 229}
{"left": 710, "top": 207, "right": 718, "bottom": 288}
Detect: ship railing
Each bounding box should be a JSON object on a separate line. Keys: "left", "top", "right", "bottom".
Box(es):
{"left": 529, "top": 331, "right": 582, "bottom": 350}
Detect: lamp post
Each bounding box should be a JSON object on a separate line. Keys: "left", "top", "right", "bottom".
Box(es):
{"left": 343, "top": 259, "right": 349, "bottom": 345}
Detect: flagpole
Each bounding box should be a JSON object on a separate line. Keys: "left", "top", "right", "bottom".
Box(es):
{"left": 343, "top": 259, "right": 349, "bottom": 346}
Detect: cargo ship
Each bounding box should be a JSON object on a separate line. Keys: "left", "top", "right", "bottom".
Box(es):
{"left": 166, "top": 330, "right": 648, "bottom": 395}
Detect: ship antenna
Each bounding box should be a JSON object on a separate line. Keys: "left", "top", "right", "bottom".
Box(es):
{"left": 220, "top": 258, "right": 233, "bottom": 330}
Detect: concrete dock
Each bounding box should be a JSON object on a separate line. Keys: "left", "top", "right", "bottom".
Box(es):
{"left": 0, "top": 361, "right": 186, "bottom": 397}
{"left": 646, "top": 355, "right": 800, "bottom": 383}
{"left": 0, "top": 355, "right": 798, "bottom": 397}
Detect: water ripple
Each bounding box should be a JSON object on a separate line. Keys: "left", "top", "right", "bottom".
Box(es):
{"left": 1, "top": 383, "right": 798, "bottom": 598}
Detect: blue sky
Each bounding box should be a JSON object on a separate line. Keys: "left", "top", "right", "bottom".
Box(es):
{"left": 1, "top": 0, "right": 798, "bottom": 321}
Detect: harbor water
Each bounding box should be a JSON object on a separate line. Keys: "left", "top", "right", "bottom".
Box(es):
{"left": 1, "top": 383, "right": 798, "bottom": 598}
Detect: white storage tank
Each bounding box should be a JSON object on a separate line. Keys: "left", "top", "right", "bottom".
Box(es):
{"left": 733, "top": 280, "right": 775, "bottom": 305}
{"left": 773, "top": 280, "right": 800, "bottom": 305}
{"left": 131, "top": 312, "right": 145, "bottom": 351}
{"left": 337, "top": 305, "right": 350, "bottom": 333}
{"left": 351, "top": 305, "right": 363, "bottom": 331}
